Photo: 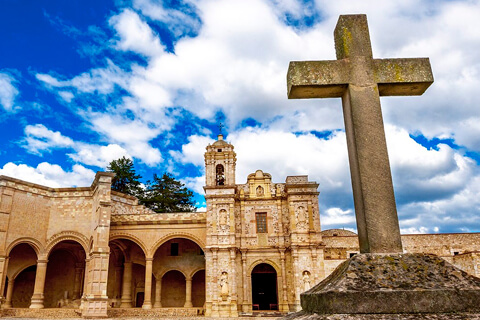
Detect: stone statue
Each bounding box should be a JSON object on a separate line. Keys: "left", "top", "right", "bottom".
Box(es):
{"left": 302, "top": 271, "right": 311, "bottom": 292}
{"left": 219, "top": 271, "right": 229, "bottom": 300}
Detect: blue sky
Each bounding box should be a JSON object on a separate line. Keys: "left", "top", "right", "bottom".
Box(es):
{"left": 1, "top": 0, "right": 479, "bottom": 234}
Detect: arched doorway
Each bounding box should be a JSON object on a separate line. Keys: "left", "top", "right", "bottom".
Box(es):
{"left": 44, "top": 240, "right": 86, "bottom": 308}
{"left": 108, "top": 238, "right": 147, "bottom": 308}
{"left": 152, "top": 237, "right": 205, "bottom": 308}
{"left": 5, "top": 243, "right": 38, "bottom": 308}
{"left": 251, "top": 263, "right": 278, "bottom": 311}
{"left": 191, "top": 269, "right": 205, "bottom": 307}
{"left": 161, "top": 270, "right": 186, "bottom": 307}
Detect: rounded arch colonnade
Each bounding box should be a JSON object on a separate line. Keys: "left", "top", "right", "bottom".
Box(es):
{"left": 107, "top": 236, "right": 206, "bottom": 309}
{"left": 3, "top": 234, "right": 87, "bottom": 309}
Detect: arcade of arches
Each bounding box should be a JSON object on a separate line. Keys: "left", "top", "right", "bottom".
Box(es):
{"left": 3, "top": 237, "right": 206, "bottom": 311}
{"left": 1, "top": 135, "right": 480, "bottom": 318}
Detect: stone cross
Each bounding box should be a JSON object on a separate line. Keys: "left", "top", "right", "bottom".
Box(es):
{"left": 287, "top": 14, "right": 433, "bottom": 253}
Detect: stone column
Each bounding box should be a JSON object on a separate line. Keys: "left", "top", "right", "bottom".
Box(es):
{"left": 30, "top": 259, "right": 48, "bottom": 309}
{"left": 120, "top": 262, "right": 133, "bottom": 308}
{"left": 4, "top": 278, "right": 14, "bottom": 308}
{"left": 280, "top": 249, "right": 289, "bottom": 311}
{"left": 142, "top": 258, "right": 153, "bottom": 309}
{"left": 154, "top": 276, "right": 162, "bottom": 308}
{"left": 184, "top": 276, "right": 193, "bottom": 307}
{"left": 114, "top": 265, "right": 123, "bottom": 302}
{"left": 73, "top": 263, "right": 84, "bottom": 299}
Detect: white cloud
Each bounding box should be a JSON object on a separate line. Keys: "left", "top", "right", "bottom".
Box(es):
{"left": 400, "top": 226, "right": 429, "bottom": 235}
{"left": 88, "top": 114, "right": 164, "bottom": 165}
{"left": 22, "top": 124, "right": 130, "bottom": 167}
{"left": 0, "top": 72, "right": 19, "bottom": 112}
{"left": 322, "top": 207, "right": 355, "bottom": 227}
{"left": 24, "top": 124, "right": 74, "bottom": 154}
{"left": 170, "top": 135, "right": 215, "bottom": 168}
{"left": 132, "top": 0, "right": 201, "bottom": 38}
{"left": 109, "top": 9, "right": 164, "bottom": 57}
{"left": 36, "top": 60, "right": 128, "bottom": 94}
{"left": 0, "top": 162, "right": 95, "bottom": 188}
{"left": 58, "top": 91, "right": 74, "bottom": 102}
{"left": 68, "top": 143, "right": 130, "bottom": 168}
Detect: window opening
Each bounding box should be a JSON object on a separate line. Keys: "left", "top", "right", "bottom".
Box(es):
{"left": 256, "top": 213, "right": 267, "bottom": 233}
{"left": 171, "top": 243, "right": 179, "bottom": 256}
{"left": 216, "top": 164, "right": 225, "bottom": 185}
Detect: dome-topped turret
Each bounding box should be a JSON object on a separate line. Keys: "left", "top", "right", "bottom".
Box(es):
{"left": 205, "top": 134, "right": 236, "bottom": 187}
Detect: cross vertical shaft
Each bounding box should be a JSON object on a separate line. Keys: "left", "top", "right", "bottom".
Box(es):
{"left": 287, "top": 15, "right": 433, "bottom": 254}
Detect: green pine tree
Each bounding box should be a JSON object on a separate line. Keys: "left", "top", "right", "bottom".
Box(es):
{"left": 141, "top": 173, "right": 196, "bottom": 213}
{"left": 107, "top": 157, "right": 143, "bottom": 198}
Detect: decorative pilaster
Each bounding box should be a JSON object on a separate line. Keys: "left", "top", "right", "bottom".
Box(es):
{"left": 241, "top": 250, "right": 250, "bottom": 312}
{"left": 0, "top": 256, "right": 9, "bottom": 302}
{"left": 280, "top": 249, "right": 289, "bottom": 312}
{"left": 82, "top": 252, "right": 110, "bottom": 317}
{"left": 292, "top": 246, "right": 301, "bottom": 311}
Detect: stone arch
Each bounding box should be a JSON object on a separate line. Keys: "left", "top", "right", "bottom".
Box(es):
{"left": 45, "top": 231, "right": 89, "bottom": 256}
{"left": 189, "top": 267, "right": 206, "bottom": 280}
{"left": 248, "top": 259, "right": 281, "bottom": 275}
{"left": 6, "top": 237, "right": 44, "bottom": 257}
{"left": 12, "top": 263, "right": 36, "bottom": 280}
{"left": 158, "top": 268, "right": 187, "bottom": 279}
{"left": 109, "top": 239, "right": 130, "bottom": 262}
{"left": 109, "top": 233, "right": 148, "bottom": 258}
{"left": 150, "top": 232, "right": 205, "bottom": 257}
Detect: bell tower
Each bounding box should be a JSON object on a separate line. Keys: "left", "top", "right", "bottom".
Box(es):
{"left": 204, "top": 134, "right": 238, "bottom": 317}
{"left": 204, "top": 134, "right": 236, "bottom": 187}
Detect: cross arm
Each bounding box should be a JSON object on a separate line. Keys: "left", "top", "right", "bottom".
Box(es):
{"left": 374, "top": 58, "right": 434, "bottom": 96}
{"left": 287, "top": 60, "right": 350, "bottom": 99}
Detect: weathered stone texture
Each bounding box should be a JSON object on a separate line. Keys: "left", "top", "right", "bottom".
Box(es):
{"left": 301, "top": 253, "right": 480, "bottom": 314}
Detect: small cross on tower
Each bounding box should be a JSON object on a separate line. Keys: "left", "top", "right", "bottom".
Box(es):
{"left": 287, "top": 15, "right": 433, "bottom": 253}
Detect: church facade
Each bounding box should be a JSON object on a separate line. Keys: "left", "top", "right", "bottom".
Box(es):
{"left": 0, "top": 135, "right": 479, "bottom": 318}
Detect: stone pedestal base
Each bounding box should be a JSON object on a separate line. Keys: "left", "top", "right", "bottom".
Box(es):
{"left": 81, "top": 297, "right": 108, "bottom": 318}
{"left": 295, "top": 254, "right": 480, "bottom": 316}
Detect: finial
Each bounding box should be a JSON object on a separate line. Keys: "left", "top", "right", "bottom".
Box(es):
{"left": 218, "top": 122, "right": 224, "bottom": 135}
{"left": 217, "top": 122, "right": 224, "bottom": 140}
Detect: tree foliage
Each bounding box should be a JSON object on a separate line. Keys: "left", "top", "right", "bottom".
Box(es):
{"left": 142, "top": 173, "right": 196, "bottom": 213}
{"left": 107, "top": 157, "right": 142, "bottom": 197}
{"left": 107, "top": 158, "right": 196, "bottom": 213}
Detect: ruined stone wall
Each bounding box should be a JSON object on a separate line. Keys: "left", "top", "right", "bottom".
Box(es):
{"left": 453, "top": 252, "right": 480, "bottom": 277}
{"left": 322, "top": 231, "right": 480, "bottom": 277}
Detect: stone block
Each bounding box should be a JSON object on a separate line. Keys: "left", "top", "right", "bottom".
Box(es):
{"left": 299, "top": 253, "right": 480, "bottom": 315}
